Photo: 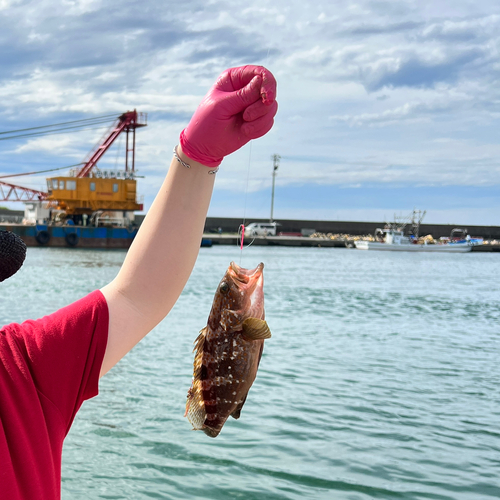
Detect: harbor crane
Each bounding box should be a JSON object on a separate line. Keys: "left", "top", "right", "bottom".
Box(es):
{"left": 0, "top": 110, "right": 147, "bottom": 218}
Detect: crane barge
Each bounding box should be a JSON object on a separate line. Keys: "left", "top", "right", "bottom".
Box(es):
{"left": 0, "top": 111, "right": 147, "bottom": 248}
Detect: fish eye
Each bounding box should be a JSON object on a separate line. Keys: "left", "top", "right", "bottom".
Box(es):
{"left": 219, "top": 281, "right": 230, "bottom": 294}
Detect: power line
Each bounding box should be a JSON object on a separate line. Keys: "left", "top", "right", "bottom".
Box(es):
{"left": 0, "top": 163, "right": 84, "bottom": 179}
{"left": 0, "top": 122, "right": 111, "bottom": 141}
{"left": 0, "top": 114, "right": 118, "bottom": 136}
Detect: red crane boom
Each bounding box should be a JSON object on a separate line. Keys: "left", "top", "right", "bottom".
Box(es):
{"left": 0, "top": 180, "right": 47, "bottom": 201}
{"left": 77, "top": 110, "right": 146, "bottom": 177}
{"left": 0, "top": 110, "right": 147, "bottom": 202}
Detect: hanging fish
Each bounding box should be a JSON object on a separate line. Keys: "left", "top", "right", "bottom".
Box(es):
{"left": 185, "top": 261, "right": 271, "bottom": 437}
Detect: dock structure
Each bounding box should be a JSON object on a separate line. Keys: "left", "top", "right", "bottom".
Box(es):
{"left": 1, "top": 212, "right": 500, "bottom": 250}
{"left": 203, "top": 233, "right": 500, "bottom": 251}
{"left": 205, "top": 234, "right": 346, "bottom": 248}
{"left": 201, "top": 217, "right": 500, "bottom": 241}
{"left": 470, "top": 244, "right": 500, "bottom": 252}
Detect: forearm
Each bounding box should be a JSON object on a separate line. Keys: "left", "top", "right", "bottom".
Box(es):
{"left": 99, "top": 65, "right": 277, "bottom": 377}
{"left": 100, "top": 148, "right": 214, "bottom": 375}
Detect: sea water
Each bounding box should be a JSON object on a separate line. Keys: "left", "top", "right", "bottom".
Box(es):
{"left": 1, "top": 246, "right": 499, "bottom": 500}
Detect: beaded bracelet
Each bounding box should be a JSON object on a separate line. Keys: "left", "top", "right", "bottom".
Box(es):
{"left": 173, "top": 146, "right": 219, "bottom": 174}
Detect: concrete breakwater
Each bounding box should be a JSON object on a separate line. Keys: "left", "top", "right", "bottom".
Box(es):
{"left": 2, "top": 211, "right": 500, "bottom": 250}
{"left": 202, "top": 217, "right": 500, "bottom": 251}
{"left": 4, "top": 209, "right": 500, "bottom": 240}
{"left": 204, "top": 233, "right": 500, "bottom": 251}
{"left": 205, "top": 233, "right": 346, "bottom": 248}
{"left": 203, "top": 216, "right": 500, "bottom": 240}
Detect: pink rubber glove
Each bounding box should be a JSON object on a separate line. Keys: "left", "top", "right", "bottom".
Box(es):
{"left": 180, "top": 65, "right": 278, "bottom": 168}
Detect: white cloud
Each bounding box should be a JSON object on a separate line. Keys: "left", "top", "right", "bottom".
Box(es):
{"left": 15, "top": 136, "right": 78, "bottom": 155}
{"left": 0, "top": 0, "right": 499, "bottom": 224}
{"left": 0, "top": 0, "right": 20, "bottom": 10}
{"left": 60, "top": 0, "right": 102, "bottom": 15}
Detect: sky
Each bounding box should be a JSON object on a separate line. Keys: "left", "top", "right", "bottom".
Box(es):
{"left": 0, "top": 0, "right": 500, "bottom": 225}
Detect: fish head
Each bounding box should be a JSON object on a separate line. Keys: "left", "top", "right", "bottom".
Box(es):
{"left": 210, "top": 261, "right": 265, "bottom": 331}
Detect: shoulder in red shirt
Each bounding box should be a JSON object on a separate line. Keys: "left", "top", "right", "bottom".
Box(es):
{"left": 0, "top": 290, "right": 108, "bottom": 500}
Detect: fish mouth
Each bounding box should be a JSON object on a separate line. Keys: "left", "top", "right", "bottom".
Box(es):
{"left": 229, "top": 262, "right": 264, "bottom": 285}
{"left": 228, "top": 262, "right": 265, "bottom": 319}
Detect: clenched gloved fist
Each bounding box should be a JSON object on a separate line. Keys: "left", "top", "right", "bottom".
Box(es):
{"left": 180, "top": 65, "right": 278, "bottom": 168}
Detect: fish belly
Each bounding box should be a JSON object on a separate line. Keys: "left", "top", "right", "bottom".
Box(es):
{"left": 186, "top": 326, "right": 262, "bottom": 437}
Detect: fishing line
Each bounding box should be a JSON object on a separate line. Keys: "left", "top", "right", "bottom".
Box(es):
{"left": 237, "top": 55, "right": 272, "bottom": 261}
{"left": 237, "top": 141, "right": 257, "bottom": 263}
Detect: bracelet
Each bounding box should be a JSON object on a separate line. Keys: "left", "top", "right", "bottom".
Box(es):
{"left": 173, "top": 146, "right": 219, "bottom": 175}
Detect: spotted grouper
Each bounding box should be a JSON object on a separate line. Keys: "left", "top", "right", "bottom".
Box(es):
{"left": 185, "top": 261, "right": 271, "bottom": 437}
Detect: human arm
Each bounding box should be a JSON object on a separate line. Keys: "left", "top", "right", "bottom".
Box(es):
{"left": 99, "top": 151, "right": 214, "bottom": 376}
{"left": 99, "top": 65, "right": 277, "bottom": 377}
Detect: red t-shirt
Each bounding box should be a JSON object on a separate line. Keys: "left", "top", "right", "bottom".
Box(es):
{"left": 0, "top": 290, "right": 108, "bottom": 500}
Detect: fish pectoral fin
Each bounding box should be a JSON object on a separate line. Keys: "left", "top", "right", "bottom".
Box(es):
{"left": 242, "top": 318, "right": 272, "bottom": 340}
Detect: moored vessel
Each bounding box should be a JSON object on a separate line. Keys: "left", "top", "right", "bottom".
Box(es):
{"left": 354, "top": 210, "right": 483, "bottom": 252}
{"left": 0, "top": 111, "right": 148, "bottom": 249}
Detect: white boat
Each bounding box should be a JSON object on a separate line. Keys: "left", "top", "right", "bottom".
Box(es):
{"left": 354, "top": 211, "right": 483, "bottom": 252}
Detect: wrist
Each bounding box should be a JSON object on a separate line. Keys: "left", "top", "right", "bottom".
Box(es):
{"left": 174, "top": 145, "right": 219, "bottom": 174}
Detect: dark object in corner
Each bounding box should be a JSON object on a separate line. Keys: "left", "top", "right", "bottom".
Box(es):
{"left": 0, "top": 230, "right": 27, "bottom": 282}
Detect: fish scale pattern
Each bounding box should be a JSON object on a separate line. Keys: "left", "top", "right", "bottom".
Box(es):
{"left": 185, "top": 262, "right": 270, "bottom": 437}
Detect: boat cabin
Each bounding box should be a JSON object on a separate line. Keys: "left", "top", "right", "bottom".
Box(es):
{"left": 375, "top": 228, "right": 412, "bottom": 245}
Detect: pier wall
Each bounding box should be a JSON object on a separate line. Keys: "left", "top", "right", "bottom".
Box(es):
{"left": 201, "top": 217, "right": 500, "bottom": 239}
{"left": 3, "top": 209, "right": 500, "bottom": 242}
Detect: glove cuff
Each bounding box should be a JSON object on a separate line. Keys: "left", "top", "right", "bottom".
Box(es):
{"left": 180, "top": 130, "right": 223, "bottom": 168}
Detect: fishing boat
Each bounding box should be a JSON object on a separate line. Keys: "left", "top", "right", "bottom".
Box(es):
{"left": 354, "top": 211, "right": 483, "bottom": 252}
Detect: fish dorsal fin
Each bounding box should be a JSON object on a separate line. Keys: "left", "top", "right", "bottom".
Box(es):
{"left": 192, "top": 327, "right": 207, "bottom": 379}
{"left": 193, "top": 327, "right": 207, "bottom": 353}
{"left": 242, "top": 318, "right": 272, "bottom": 341}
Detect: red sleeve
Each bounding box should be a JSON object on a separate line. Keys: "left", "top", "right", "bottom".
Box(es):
{"left": 7, "top": 290, "right": 108, "bottom": 434}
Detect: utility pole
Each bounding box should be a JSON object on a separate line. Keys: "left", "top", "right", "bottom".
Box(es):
{"left": 270, "top": 154, "right": 280, "bottom": 223}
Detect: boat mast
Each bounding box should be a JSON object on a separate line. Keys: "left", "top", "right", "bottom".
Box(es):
{"left": 411, "top": 209, "right": 426, "bottom": 238}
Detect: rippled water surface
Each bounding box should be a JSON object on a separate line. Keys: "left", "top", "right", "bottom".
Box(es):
{"left": 2, "top": 246, "right": 500, "bottom": 499}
